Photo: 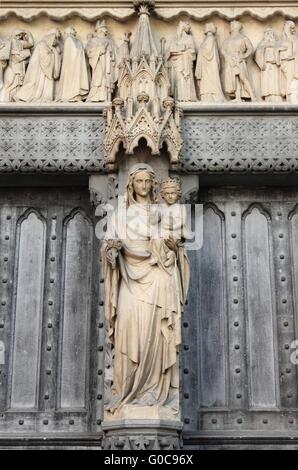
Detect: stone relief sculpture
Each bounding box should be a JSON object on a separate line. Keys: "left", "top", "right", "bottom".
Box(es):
{"left": 221, "top": 20, "right": 256, "bottom": 101}
{"left": 104, "top": 0, "right": 182, "bottom": 170}
{"left": 255, "top": 27, "right": 283, "bottom": 102}
{"left": 195, "top": 22, "right": 225, "bottom": 102}
{"left": 0, "top": 9, "right": 297, "bottom": 104}
{"left": 280, "top": 20, "right": 298, "bottom": 103}
{"left": 130, "top": 0, "right": 158, "bottom": 60}
{"left": 101, "top": 163, "right": 189, "bottom": 419}
{"left": 86, "top": 20, "right": 117, "bottom": 102}
{"left": 167, "top": 21, "right": 197, "bottom": 101}
{"left": 15, "top": 29, "right": 61, "bottom": 103}
{"left": 0, "top": 30, "right": 33, "bottom": 102}
{"left": 0, "top": 36, "right": 10, "bottom": 91}
{"left": 56, "top": 27, "right": 89, "bottom": 102}
{"left": 117, "top": 31, "right": 131, "bottom": 65}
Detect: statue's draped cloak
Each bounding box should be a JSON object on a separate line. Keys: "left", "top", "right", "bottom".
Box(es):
{"left": 56, "top": 35, "right": 89, "bottom": 102}
{"left": 102, "top": 202, "right": 189, "bottom": 412}
{"left": 196, "top": 34, "right": 224, "bottom": 101}
{"left": 16, "top": 39, "right": 61, "bottom": 102}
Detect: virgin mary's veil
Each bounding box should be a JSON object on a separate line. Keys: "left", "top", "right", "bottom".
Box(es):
{"left": 128, "top": 162, "right": 154, "bottom": 175}
{"left": 125, "top": 162, "right": 157, "bottom": 207}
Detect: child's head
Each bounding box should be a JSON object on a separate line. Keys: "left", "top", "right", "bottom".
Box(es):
{"left": 160, "top": 177, "right": 182, "bottom": 205}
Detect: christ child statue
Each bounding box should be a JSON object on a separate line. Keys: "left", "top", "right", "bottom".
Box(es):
{"left": 150, "top": 177, "right": 188, "bottom": 272}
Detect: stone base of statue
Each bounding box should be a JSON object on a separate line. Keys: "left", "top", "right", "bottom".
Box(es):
{"left": 102, "top": 406, "right": 182, "bottom": 450}
{"left": 102, "top": 412, "right": 182, "bottom": 450}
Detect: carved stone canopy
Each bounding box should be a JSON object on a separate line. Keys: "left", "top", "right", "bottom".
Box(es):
{"left": 103, "top": 0, "right": 183, "bottom": 170}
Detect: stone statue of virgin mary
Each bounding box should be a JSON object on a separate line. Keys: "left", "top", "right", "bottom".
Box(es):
{"left": 101, "top": 163, "right": 189, "bottom": 419}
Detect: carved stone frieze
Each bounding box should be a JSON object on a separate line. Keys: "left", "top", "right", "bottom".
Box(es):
{"left": 1, "top": 111, "right": 298, "bottom": 174}
{"left": 0, "top": 7, "right": 134, "bottom": 22}
{"left": 1, "top": 3, "right": 298, "bottom": 104}
{"left": 0, "top": 116, "right": 106, "bottom": 173}
{"left": 181, "top": 114, "right": 298, "bottom": 173}
{"left": 1, "top": 2, "right": 298, "bottom": 22}
{"left": 155, "top": 6, "right": 298, "bottom": 22}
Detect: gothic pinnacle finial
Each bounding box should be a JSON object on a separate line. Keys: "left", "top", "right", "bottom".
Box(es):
{"left": 133, "top": 0, "right": 155, "bottom": 15}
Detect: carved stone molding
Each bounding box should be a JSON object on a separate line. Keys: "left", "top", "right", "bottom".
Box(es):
{"left": 155, "top": 6, "right": 298, "bottom": 21}
{"left": 102, "top": 421, "right": 182, "bottom": 450}
{"left": 0, "top": 7, "right": 134, "bottom": 22}
{"left": 103, "top": 433, "right": 182, "bottom": 450}
{"left": 1, "top": 2, "right": 298, "bottom": 21}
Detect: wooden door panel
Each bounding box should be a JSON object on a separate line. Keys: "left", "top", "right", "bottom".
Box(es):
{"left": 0, "top": 188, "right": 102, "bottom": 436}
{"left": 184, "top": 188, "right": 298, "bottom": 436}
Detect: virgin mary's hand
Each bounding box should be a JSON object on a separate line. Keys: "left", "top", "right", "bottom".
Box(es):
{"left": 106, "top": 247, "right": 118, "bottom": 268}
{"left": 164, "top": 250, "right": 176, "bottom": 268}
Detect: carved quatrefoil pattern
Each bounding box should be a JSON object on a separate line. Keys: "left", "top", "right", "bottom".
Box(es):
{"left": 181, "top": 116, "right": 298, "bottom": 173}
{"left": 1, "top": 114, "right": 298, "bottom": 174}
{"left": 0, "top": 117, "right": 106, "bottom": 173}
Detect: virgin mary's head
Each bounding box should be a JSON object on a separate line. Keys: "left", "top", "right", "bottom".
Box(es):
{"left": 126, "top": 163, "right": 158, "bottom": 207}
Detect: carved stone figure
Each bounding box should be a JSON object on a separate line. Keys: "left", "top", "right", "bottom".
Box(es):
{"left": 221, "top": 20, "right": 256, "bottom": 101}
{"left": 86, "top": 20, "right": 117, "bottom": 102}
{"left": 117, "top": 31, "right": 131, "bottom": 66}
{"left": 255, "top": 27, "right": 283, "bottom": 102}
{"left": 0, "top": 36, "right": 11, "bottom": 91}
{"left": 195, "top": 22, "right": 225, "bottom": 102}
{"left": 0, "top": 30, "right": 33, "bottom": 102}
{"left": 102, "top": 164, "right": 189, "bottom": 418}
{"left": 130, "top": 0, "right": 158, "bottom": 61}
{"left": 15, "top": 29, "right": 61, "bottom": 103}
{"left": 167, "top": 21, "right": 197, "bottom": 101}
{"left": 56, "top": 27, "right": 89, "bottom": 102}
{"left": 150, "top": 177, "right": 190, "bottom": 307}
{"left": 280, "top": 20, "right": 298, "bottom": 102}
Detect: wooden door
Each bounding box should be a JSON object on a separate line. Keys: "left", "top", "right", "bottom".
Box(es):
{"left": 0, "top": 187, "right": 103, "bottom": 443}
{"left": 183, "top": 187, "right": 298, "bottom": 447}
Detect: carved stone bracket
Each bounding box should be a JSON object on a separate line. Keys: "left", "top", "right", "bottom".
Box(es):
{"left": 104, "top": 96, "right": 183, "bottom": 170}
{"left": 102, "top": 420, "right": 182, "bottom": 450}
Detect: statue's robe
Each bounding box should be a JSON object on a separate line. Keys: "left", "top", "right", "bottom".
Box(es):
{"left": 280, "top": 34, "right": 298, "bottom": 98}
{"left": 221, "top": 34, "right": 253, "bottom": 99}
{"left": 0, "top": 36, "right": 32, "bottom": 102}
{"left": 102, "top": 202, "right": 189, "bottom": 413}
{"left": 255, "top": 42, "right": 281, "bottom": 101}
{"left": 86, "top": 36, "right": 116, "bottom": 102}
{"left": 15, "top": 40, "right": 61, "bottom": 102}
{"left": 56, "top": 35, "right": 89, "bottom": 102}
{"left": 196, "top": 34, "right": 225, "bottom": 102}
{"left": 167, "top": 33, "right": 197, "bottom": 102}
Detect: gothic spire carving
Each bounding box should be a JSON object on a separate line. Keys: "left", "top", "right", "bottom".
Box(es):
{"left": 104, "top": 0, "right": 183, "bottom": 171}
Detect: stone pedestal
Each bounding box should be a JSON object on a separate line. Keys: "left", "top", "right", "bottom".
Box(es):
{"left": 102, "top": 418, "right": 182, "bottom": 450}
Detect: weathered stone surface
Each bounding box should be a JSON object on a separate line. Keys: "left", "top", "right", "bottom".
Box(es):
{"left": 0, "top": 113, "right": 105, "bottom": 173}
{"left": 181, "top": 109, "right": 298, "bottom": 173}
{"left": 1, "top": 106, "right": 298, "bottom": 175}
